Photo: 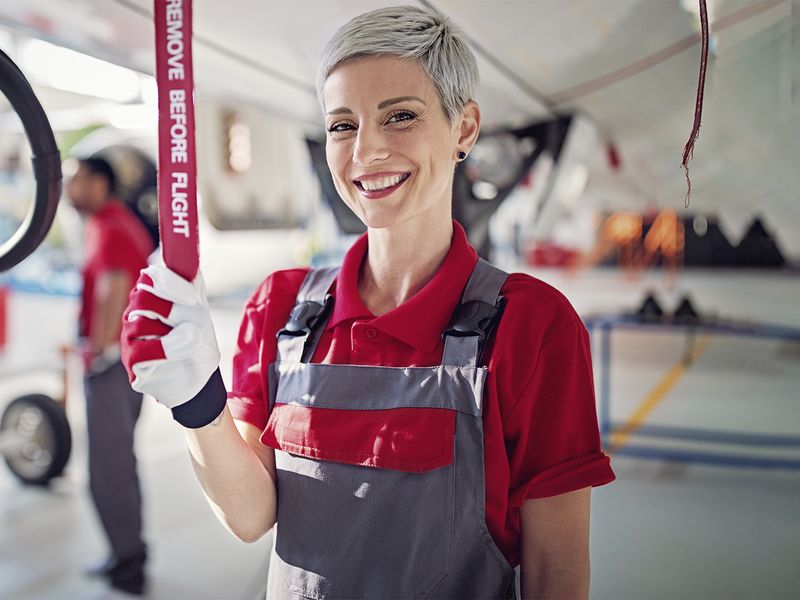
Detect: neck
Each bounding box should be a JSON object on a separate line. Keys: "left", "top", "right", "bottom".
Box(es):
{"left": 359, "top": 206, "right": 454, "bottom": 316}
{"left": 88, "top": 197, "right": 111, "bottom": 215}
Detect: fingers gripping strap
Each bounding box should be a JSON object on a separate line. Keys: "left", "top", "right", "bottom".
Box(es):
{"left": 443, "top": 259, "right": 508, "bottom": 368}
{"left": 122, "top": 264, "right": 221, "bottom": 411}
{"left": 138, "top": 264, "right": 203, "bottom": 305}
{"left": 278, "top": 267, "right": 340, "bottom": 364}
{"left": 126, "top": 287, "right": 173, "bottom": 322}
{"left": 122, "top": 339, "right": 166, "bottom": 382}
{"left": 124, "top": 315, "right": 171, "bottom": 339}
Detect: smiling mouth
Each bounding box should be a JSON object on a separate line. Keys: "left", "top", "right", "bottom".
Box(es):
{"left": 354, "top": 172, "right": 410, "bottom": 194}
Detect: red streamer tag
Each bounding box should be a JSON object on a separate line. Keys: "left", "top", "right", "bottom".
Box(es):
{"left": 154, "top": 0, "right": 199, "bottom": 281}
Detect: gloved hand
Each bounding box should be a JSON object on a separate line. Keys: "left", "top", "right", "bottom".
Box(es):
{"left": 121, "top": 264, "right": 226, "bottom": 427}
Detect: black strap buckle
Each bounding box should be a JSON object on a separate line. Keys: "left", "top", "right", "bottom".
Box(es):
{"left": 442, "top": 297, "right": 505, "bottom": 343}
{"left": 277, "top": 295, "right": 334, "bottom": 338}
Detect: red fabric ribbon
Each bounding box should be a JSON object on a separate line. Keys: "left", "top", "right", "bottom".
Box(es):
{"left": 154, "top": 0, "right": 199, "bottom": 281}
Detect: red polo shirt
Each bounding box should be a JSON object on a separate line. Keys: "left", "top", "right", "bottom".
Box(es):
{"left": 79, "top": 201, "right": 155, "bottom": 339}
{"left": 227, "top": 221, "right": 614, "bottom": 567}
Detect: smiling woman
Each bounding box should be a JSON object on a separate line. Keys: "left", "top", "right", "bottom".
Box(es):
{"left": 120, "top": 5, "right": 615, "bottom": 600}
{"left": 322, "top": 55, "right": 479, "bottom": 231}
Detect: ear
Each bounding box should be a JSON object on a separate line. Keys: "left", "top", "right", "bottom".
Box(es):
{"left": 89, "top": 175, "right": 109, "bottom": 201}
{"left": 455, "top": 100, "right": 481, "bottom": 155}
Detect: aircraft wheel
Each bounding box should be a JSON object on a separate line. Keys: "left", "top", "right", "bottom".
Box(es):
{"left": 0, "top": 394, "right": 71, "bottom": 486}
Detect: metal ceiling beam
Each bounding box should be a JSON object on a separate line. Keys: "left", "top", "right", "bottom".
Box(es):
{"left": 110, "top": 0, "right": 316, "bottom": 97}
{"left": 417, "top": 0, "right": 558, "bottom": 116}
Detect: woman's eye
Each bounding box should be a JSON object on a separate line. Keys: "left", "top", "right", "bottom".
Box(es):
{"left": 387, "top": 111, "right": 417, "bottom": 125}
{"left": 328, "top": 122, "right": 356, "bottom": 134}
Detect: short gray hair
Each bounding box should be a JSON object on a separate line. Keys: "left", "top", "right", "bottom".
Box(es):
{"left": 317, "top": 5, "right": 478, "bottom": 122}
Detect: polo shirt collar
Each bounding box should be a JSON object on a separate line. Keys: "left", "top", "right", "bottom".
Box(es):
{"left": 327, "top": 220, "right": 478, "bottom": 354}
{"left": 90, "top": 200, "right": 121, "bottom": 222}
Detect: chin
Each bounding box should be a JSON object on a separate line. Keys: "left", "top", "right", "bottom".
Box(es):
{"left": 356, "top": 213, "right": 395, "bottom": 230}
{"left": 344, "top": 200, "right": 393, "bottom": 230}
{"left": 362, "top": 210, "right": 441, "bottom": 232}
{"left": 353, "top": 202, "right": 416, "bottom": 229}
{"left": 346, "top": 190, "right": 444, "bottom": 231}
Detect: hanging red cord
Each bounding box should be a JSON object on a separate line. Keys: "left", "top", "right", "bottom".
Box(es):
{"left": 681, "top": 0, "right": 710, "bottom": 208}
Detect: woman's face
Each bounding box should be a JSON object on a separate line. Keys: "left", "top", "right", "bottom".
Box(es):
{"left": 323, "top": 55, "right": 477, "bottom": 230}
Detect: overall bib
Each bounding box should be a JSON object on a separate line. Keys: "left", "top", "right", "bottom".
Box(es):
{"left": 262, "top": 259, "right": 516, "bottom": 599}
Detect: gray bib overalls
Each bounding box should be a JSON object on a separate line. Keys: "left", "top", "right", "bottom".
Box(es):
{"left": 264, "top": 259, "right": 516, "bottom": 599}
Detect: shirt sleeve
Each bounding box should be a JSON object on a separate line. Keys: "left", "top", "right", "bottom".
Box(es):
{"left": 506, "top": 321, "right": 615, "bottom": 507}
{"left": 227, "top": 295, "right": 269, "bottom": 429}
{"left": 226, "top": 269, "right": 310, "bottom": 431}
{"left": 93, "top": 228, "right": 140, "bottom": 275}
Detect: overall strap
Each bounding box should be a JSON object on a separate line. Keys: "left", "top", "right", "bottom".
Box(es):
{"left": 277, "top": 266, "right": 340, "bottom": 364}
{"left": 442, "top": 258, "right": 508, "bottom": 368}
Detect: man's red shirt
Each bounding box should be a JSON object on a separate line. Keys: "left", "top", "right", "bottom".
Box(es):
{"left": 80, "top": 201, "right": 154, "bottom": 339}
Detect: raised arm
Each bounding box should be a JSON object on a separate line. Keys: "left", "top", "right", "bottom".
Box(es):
{"left": 121, "top": 264, "right": 276, "bottom": 542}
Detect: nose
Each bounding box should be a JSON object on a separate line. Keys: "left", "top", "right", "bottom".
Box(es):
{"left": 352, "top": 123, "right": 389, "bottom": 166}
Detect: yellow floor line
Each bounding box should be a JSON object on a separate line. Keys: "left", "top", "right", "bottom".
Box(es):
{"left": 609, "top": 335, "right": 712, "bottom": 453}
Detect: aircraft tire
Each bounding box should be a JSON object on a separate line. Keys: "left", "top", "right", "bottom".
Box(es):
{"left": 0, "top": 394, "right": 72, "bottom": 486}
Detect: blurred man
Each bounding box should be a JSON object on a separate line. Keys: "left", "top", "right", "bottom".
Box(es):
{"left": 67, "top": 158, "right": 155, "bottom": 596}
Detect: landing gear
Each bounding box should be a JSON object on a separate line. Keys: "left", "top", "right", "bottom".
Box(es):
{"left": 0, "top": 393, "right": 71, "bottom": 486}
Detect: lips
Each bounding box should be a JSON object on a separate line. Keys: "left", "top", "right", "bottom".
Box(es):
{"left": 353, "top": 172, "right": 410, "bottom": 199}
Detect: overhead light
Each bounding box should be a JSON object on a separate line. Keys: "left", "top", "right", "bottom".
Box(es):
{"left": 140, "top": 75, "right": 158, "bottom": 106}
{"left": 61, "top": 158, "right": 79, "bottom": 178}
{"left": 107, "top": 104, "right": 157, "bottom": 130}
{"left": 20, "top": 39, "right": 141, "bottom": 103}
{"left": 693, "top": 215, "right": 708, "bottom": 237}
{"left": 0, "top": 29, "right": 13, "bottom": 53}
{"left": 472, "top": 181, "right": 498, "bottom": 200}
{"left": 224, "top": 111, "right": 252, "bottom": 174}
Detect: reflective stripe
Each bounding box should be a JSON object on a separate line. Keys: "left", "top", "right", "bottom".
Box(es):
{"left": 269, "top": 362, "right": 485, "bottom": 416}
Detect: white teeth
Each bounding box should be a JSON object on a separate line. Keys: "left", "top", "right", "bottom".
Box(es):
{"left": 360, "top": 174, "right": 405, "bottom": 191}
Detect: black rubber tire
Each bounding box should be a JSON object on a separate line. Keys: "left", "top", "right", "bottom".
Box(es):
{"left": 1, "top": 394, "right": 72, "bottom": 486}
{"left": 0, "top": 50, "right": 62, "bottom": 273}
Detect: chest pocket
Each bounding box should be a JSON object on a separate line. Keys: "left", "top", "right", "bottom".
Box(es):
{"left": 262, "top": 376, "right": 458, "bottom": 599}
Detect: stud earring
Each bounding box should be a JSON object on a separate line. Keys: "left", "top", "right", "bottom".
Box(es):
{"left": 457, "top": 151, "right": 467, "bottom": 161}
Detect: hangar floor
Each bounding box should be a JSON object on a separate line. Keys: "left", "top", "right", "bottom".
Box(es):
{"left": 1, "top": 267, "right": 798, "bottom": 599}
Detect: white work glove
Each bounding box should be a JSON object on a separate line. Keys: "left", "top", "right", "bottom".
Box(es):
{"left": 121, "top": 264, "right": 226, "bottom": 427}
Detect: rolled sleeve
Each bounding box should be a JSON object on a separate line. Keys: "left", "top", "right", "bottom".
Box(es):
{"left": 227, "top": 394, "right": 267, "bottom": 429}
{"left": 225, "top": 269, "right": 309, "bottom": 432}
{"left": 506, "top": 322, "right": 615, "bottom": 506}
{"left": 227, "top": 298, "right": 268, "bottom": 431}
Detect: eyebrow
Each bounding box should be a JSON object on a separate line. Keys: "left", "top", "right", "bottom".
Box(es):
{"left": 378, "top": 96, "right": 426, "bottom": 109}
{"left": 326, "top": 96, "right": 426, "bottom": 116}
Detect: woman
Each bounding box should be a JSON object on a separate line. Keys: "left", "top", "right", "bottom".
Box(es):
{"left": 122, "top": 6, "right": 615, "bottom": 599}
